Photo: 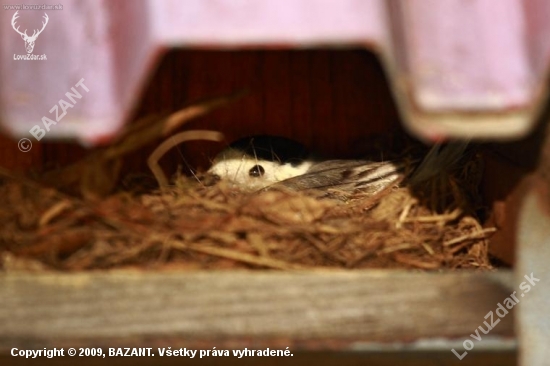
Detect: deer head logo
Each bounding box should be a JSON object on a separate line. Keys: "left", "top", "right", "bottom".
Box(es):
{"left": 11, "top": 11, "right": 49, "bottom": 54}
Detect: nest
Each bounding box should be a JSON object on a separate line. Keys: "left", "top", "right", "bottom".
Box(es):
{"left": 0, "top": 155, "right": 494, "bottom": 271}
{"left": 0, "top": 93, "right": 495, "bottom": 271}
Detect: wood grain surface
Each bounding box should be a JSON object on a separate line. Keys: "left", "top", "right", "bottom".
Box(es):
{"left": 0, "top": 270, "right": 514, "bottom": 351}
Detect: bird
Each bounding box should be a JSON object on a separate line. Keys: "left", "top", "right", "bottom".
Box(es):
{"left": 207, "top": 135, "right": 313, "bottom": 191}
{"left": 207, "top": 135, "right": 468, "bottom": 196}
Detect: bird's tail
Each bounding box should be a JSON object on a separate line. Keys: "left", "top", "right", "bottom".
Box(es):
{"left": 409, "top": 141, "right": 470, "bottom": 185}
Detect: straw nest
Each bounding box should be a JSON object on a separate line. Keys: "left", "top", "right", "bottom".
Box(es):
{"left": 0, "top": 152, "right": 493, "bottom": 271}
{"left": 0, "top": 93, "right": 495, "bottom": 271}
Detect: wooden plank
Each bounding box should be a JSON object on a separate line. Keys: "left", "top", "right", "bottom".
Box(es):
{"left": 0, "top": 270, "right": 514, "bottom": 351}
{"left": 517, "top": 178, "right": 550, "bottom": 366}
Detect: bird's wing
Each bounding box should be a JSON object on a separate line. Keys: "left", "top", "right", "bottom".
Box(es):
{"left": 271, "top": 159, "right": 413, "bottom": 195}
{"left": 268, "top": 141, "right": 468, "bottom": 195}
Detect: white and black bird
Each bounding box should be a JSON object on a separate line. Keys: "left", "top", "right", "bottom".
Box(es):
{"left": 207, "top": 135, "right": 468, "bottom": 195}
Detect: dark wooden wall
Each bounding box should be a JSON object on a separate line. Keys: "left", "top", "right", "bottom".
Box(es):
{"left": 0, "top": 49, "right": 401, "bottom": 173}
{"left": 134, "top": 49, "right": 400, "bottom": 171}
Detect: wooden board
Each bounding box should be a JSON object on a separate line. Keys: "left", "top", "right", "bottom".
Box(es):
{"left": 0, "top": 270, "right": 514, "bottom": 351}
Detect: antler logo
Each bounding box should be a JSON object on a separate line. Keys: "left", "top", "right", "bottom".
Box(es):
{"left": 11, "top": 11, "right": 49, "bottom": 54}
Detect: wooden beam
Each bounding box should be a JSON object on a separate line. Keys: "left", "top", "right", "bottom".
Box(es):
{"left": 0, "top": 270, "right": 514, "bottom": 351}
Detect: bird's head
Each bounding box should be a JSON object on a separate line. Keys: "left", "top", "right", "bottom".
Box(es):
{"left": 207, "top": 135, "right": 313, "bottom": 190}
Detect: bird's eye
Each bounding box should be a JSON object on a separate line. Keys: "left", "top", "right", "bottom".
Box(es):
{"left": 249, "top": 165, "right": 265, "bottom": 177}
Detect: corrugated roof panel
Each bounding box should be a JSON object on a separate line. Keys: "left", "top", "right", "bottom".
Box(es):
{"left": 1, "top": 0, "right": 549, "bottom": 144}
